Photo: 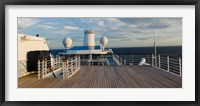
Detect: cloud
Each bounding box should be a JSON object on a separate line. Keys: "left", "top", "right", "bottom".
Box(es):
{"left": 118, "top": 18, "right": 178, "bottom": 30}
{"left": 63, "top": 26, "right": 80, "bottom": 30}
{"left": 18, "top": 18, "right": 39, "bottom": 28}
{"left": 105, "top": 18, "right": 120, "bottom": 22}
{"left": 43, "top": 22, "right": 58, "bottom": 25}
{"left": 72, "top": 37, "right": 83, "bottom": 42}
{"left": 136, "top": 36, "right": 155, "bottom": 41}
{"left": 145, "top": 22, "right": 170, "bottom": 29}
{"left": 56, "top": 26, "right": 81, "bottom": 35}
{"left": 37, "top": 25, "right": 54, "bottom": 30}
{"left": 98, "top": 21, "right": 105, "bottom": 27}
{"left": 22, "top": 17, "right": 182, "bottom": 48}
{"left": 129, "top": 25, "right": 137, "bottom": 28}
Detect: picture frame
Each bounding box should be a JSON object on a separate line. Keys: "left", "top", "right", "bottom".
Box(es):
{"left": 0, "top": 0, "right": 199, "bottom": 105}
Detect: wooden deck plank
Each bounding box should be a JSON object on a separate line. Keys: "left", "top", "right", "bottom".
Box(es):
{"left": 18, "top": 66, "right": 182, "bottom": 88}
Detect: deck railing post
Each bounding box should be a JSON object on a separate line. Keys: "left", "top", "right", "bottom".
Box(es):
{"left": 155, "top": 54, "right": 157, "bottom": 67}
{"left": 117, "top": 55, "right": 119, "bottom": 61}
{"left": 124, "top": 60, "right": 126, "bottom": 66}
{"left": 132, "top": 54, "right": 133, "bottom": 64}
{"left": 167, "top": 56, "right": 169, "bottom": 72}
{"left": 158, "top": 55, "right": 160, "bottom": 68}
{"left": 75, "top": 55, "right": 77, "bottom": 70}
{"left": 56, "top": 55, "right": 58, "bottom": 66}
{"left": 120, "top": 58, "right": 123, "bottom": 65}
{"left": 42, "top": 59, "right": 45, "bottom": 79}
{"left": 63, "top": 62, "right": 65, "bottom": 79}
{"left": 179, "top": 58, "right": 182, "bottom": 76}
{"left": 67, "top": 59, "right": 69, "bottom": 77}
{"left": 71, "top": 57, "right": 73, "bottom": 74}
{"left": 77, "top": 55, "right": 78, "bottom": 66}
{"left": 152, "top": 54, "right": 154, "bottom": 66}
{"left": 55, "top": 55, "right": 57, "bottom": 65}
{"left": 79, "top": 55, "right": 81, "bottom": 69}
{"left": 44, "top": 59, "right": 47, "bottom": 77}
{"left": 58, "top": 56, "right": 61, "bottom": 67}
{"left": 38, "top": 60, "right": 41, "bottom": 79}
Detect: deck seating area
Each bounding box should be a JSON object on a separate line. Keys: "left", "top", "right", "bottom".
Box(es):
{"left": 18, "top": 66, "right": 182, "bottom": 88}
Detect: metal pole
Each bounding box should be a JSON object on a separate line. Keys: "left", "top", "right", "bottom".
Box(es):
{"left": 158, "top": 55, "right": 160, "bottom": 68}
{"left": 132, "top": 54, "right": 133, "bottom": 63}
{"left": 155, "top": 54, "right": 157, "bottom": 67}
{"left": 167, "top": 56, "right": 169, "bottom": 72}
{"left": 79, "top": 55, "right": 81, "bottom": 69}
{"left": 179, "top": 58, "right": 182, "bottom": 76}
{"left": 58, "top": 55, "right": 60, "bottom": 66}
{"left": 152, "top": 54, "right": 154, "bottom": 66}
{"left": 120, "top": 58, "right": 122, "bottom": 65}
{"left": 45, "top": 59, "right": 47, "bottom": 76}
{"left": 38, "top": 60, "right": 40, "bottom": 79}
{"left": 71, "top": 57, "right": 73, "bottom": 73}
{"left": 42, "top": 59, "right": 44, "bottom": 79}
{"left": 63, "top": 62, "right": 65, "bottom": 79}
{"left": 124, "top": 60, "right": 126, "bottom": 66}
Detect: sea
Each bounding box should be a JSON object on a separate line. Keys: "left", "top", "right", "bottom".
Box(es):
{"left": 50, "top": 46, "right": 182, "bottom": 59}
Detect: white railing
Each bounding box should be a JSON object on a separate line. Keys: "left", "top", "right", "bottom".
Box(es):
{"left": 37, "top": 59, "right": 50, "bottom": 79}
{"left": 62, "top": 55, "right": 80, "bottom": 79}
{"left": 117, "top": 54, "right": 152, "bottom": 65}
{"left": 116, "top": 54, "right": 182, "bottom": 76}
{"left": 18, "top": 60, "right": 28, "bottom": 77}
{"left": 55, "top": 55, "right": 62, "bottom": 67}
{"left": 37, "top": 55, "right": 81, "bottom": 79}
{"left": 112, "top": 54, "right": 123, "bottom": 65}
{"left": 152, "top": 55, "right": 182, "bottom": 76}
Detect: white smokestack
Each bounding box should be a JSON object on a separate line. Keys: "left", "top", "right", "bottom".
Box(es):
{"left": 83, "top": 29, "right": 95, "bottom": 46}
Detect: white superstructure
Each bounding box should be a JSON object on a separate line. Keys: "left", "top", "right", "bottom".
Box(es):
{"left": 18, "top": 34, "right": 49, "bottom": 61}
{"left": 18, "top": 33, "right": 50, "bottom": 77}
{"left": 83, "top": 29, "right": 95, "bottom": 46}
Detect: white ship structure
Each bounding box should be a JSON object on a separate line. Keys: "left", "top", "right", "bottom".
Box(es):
{"left": 18, "top": 34, "right": 50, "bottom": 77}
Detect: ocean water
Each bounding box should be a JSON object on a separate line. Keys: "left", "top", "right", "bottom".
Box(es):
{"left": 50, "top": 46, "right": 182, "bottom": 59}
{"left": 111, "top": 46, "right": 182, "bottom": 58}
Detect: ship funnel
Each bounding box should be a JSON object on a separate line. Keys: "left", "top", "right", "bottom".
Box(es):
{"left": 63, "top": 37, "right": 72, "bottom": 49}
{"left": 83, "top": 29, "right": 95, "bottom": 46}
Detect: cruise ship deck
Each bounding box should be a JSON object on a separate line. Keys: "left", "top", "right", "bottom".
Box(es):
{"left": 18, "top": 66, "right": 182, "bottom": 88}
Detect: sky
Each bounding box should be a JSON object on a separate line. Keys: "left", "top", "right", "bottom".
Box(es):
{"left": 17, "top": 17, "right": 182, "bottom": 49}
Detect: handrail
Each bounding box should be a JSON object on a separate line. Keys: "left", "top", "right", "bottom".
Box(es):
{"left": 116, "top": 54, "right": 182, "bottom": 76}
{"left": 37, "top": 55, "right": 81, "bottom": 79}
{"left": 18, "top": 60, "right": 29, "bottom": 77}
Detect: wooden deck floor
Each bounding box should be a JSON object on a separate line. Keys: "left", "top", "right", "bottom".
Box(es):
{"left": 18, "top": 66, "right": 182, "bottom": 88}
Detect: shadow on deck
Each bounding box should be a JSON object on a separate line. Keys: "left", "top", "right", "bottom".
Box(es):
{"left": 18, "top": 66, "right": 182, "bottom": 88}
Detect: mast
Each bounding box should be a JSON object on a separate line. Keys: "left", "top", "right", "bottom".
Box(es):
{"left": 152, "top": 20, "right": 157, "bottom": 67}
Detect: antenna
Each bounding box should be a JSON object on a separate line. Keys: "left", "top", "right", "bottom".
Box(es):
{"left": 152, "top": 20, "right": 157, "bottom": 67}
